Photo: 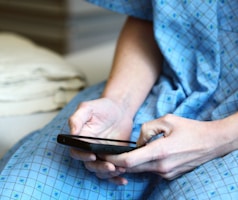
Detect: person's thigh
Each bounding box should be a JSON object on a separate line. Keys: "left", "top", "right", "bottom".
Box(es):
{"left": 0, "top": 83, "right": 158, "bottom": 200}
{"left": 147, "top": 150, "right": 238, "bottom": 200}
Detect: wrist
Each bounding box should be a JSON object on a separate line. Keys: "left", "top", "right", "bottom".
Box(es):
{"left": 101, "top": 91, "right": 136, "bottom": 120}
{"left": 208, "top": 113, "right": 238, "bottom": 156}
{"left": 218, "top": 113, "right": 238, "bottom": 152}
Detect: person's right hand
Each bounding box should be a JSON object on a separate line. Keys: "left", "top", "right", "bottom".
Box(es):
{"left": 68, "top": 97, "right": 133, "bottom": 184}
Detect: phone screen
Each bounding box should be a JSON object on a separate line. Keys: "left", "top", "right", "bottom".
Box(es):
{"left": 57, "top": 134, "right": 138, "bottom": 154}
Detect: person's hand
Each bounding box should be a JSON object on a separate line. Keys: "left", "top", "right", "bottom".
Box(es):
{"left": 68, "top": 97, "right": 133, "bottom": 184}
{"left": 105, "top": 114, "right": 230, "bottom": 182}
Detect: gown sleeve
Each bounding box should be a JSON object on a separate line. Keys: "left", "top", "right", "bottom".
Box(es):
{"left": 85, "top": 0, "right": 153, "bottom": 20}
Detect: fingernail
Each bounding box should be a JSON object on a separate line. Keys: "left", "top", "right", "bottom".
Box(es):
{"left": 121, "top": 179, "right": 128, "bottom": 185}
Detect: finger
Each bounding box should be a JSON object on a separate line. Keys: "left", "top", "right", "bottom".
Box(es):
{"left": 106, "top": 139, "right": 166, "bottom": 169}
{"left": 126, "top": 162, "right": 176, "bottom": 180}
{"left": 68, "top": 103, "right": 92, "bottom": 134}
{"left": 96, "top": 173, "right": 128, "bottom": 185}
{"left": 108, "top": 176, "right": 128, "bottom": 185}
{"left": 125, "top": 160, "right": 167, "bottom": 175}
{"left": 96, "top": 172, "right": 112, "bottom": 179}
{"left": 125, "top": 160, "right": 170, "bottom": 179}
{"left": 95, "top": 167, "right": 125, "bottom": 179}
{"left": 137, "top": 129, "right": 157, "bottom": 147}
{"left": 126, "top": 159, "right": 189, "bottom": 181}
{"left": 125, "top": 160, "right": 157, "bottom": 173}
{"left": 84, "top": 160, "right": 116, "bottom": 173}
{"left": 137, "top": 118, "right": 173, "bottom": 146}
{"left": 70, "top": 148, "right": 96, "bottom": 161}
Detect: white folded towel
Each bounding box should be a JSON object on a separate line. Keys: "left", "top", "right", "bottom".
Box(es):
{"left": 0, "top": 33, "right": 86, "bottom": 116}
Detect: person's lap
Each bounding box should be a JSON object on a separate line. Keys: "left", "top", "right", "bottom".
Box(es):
{"left": 1, "top": 82, "right": 238, "bottom": 200}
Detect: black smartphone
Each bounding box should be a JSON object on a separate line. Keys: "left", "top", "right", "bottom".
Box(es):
{"left": 57, "top": 134, "right": 138, "bottom": 154}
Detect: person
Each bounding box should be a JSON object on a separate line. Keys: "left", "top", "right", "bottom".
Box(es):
{"left": 1, "top": 0, "right": 238, "bottom": 199}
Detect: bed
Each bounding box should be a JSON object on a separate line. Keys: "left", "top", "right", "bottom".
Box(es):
{"left": 0, "top": 34, "right": 116, "bottom": 158}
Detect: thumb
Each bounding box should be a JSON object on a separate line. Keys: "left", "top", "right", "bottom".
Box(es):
{"left": 137, "top": 118, "right": 173, "bottom": 146}
{"left": 68, "top": 105, "right": 92, "bottom": 135}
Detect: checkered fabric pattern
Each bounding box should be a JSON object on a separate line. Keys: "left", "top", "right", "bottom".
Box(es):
{"left": 1, "top": 1, "right": 238, "bottom": 199}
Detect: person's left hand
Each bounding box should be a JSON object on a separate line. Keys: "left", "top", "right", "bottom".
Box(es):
{"left": 98, "top": 114, "right": 230, "bottom": 184}
{"left": 68, "top": 97, "right": 134, "bottom": 185}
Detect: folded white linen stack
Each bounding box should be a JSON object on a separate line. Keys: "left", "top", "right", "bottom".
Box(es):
{"left": 0, "top": 33, "right": 86, "bottom": 116}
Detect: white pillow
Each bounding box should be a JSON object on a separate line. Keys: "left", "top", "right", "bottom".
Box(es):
{"left": 0, "top": 33, "right": 86, "bottom": 116}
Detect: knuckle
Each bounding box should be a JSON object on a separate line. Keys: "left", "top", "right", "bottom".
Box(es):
{"left": 156, "top": 145, "right": 169, "bottom": 160}
{"left": 84, "top": 162, "right": 93, "bottom": 172}
{"left": 161, "top": 173, "right": 173, "bottom": 180}
{"left": 159, "top": 164, "right": 170, "bottom": 174}
{"left": 121, "top": 156, "right": 134, "bottom": 168}
{"left": 141, "top": 123, "right": 149, "bottom": 132}
{"left": 157, "top": 114, "right": 174, "bottom": 133}
{"left": 102, "top": 162, "right": 112, "bottom": 171}
{"left": 122, "top": 160, "right": 132, "bottom": 168}
{"left": 68, "top": 116, "right": 76, "bottom": 126}
{"left": 78, "top": 101, "right": 91, "bottom": 110}
{"left": 158, "top": 163, "right": 172, "bottom": 175}
{"left": 140, "top": 123, "right": 155, "bottom": 139}
{"left": 77, "top": 102, "right": 87, "bottom": 108}
{"left": 156, "top": 160, "right": 177, "bottom": 180}
{"left": 159, "top": 114, "right": 171, "bottom": 123}
{"left": 160, "top": 170, "right": 177, "bottom": 180}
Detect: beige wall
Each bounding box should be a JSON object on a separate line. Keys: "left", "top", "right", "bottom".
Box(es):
{"left": 0, "top": 0, "right": 125, "bottom": 54}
